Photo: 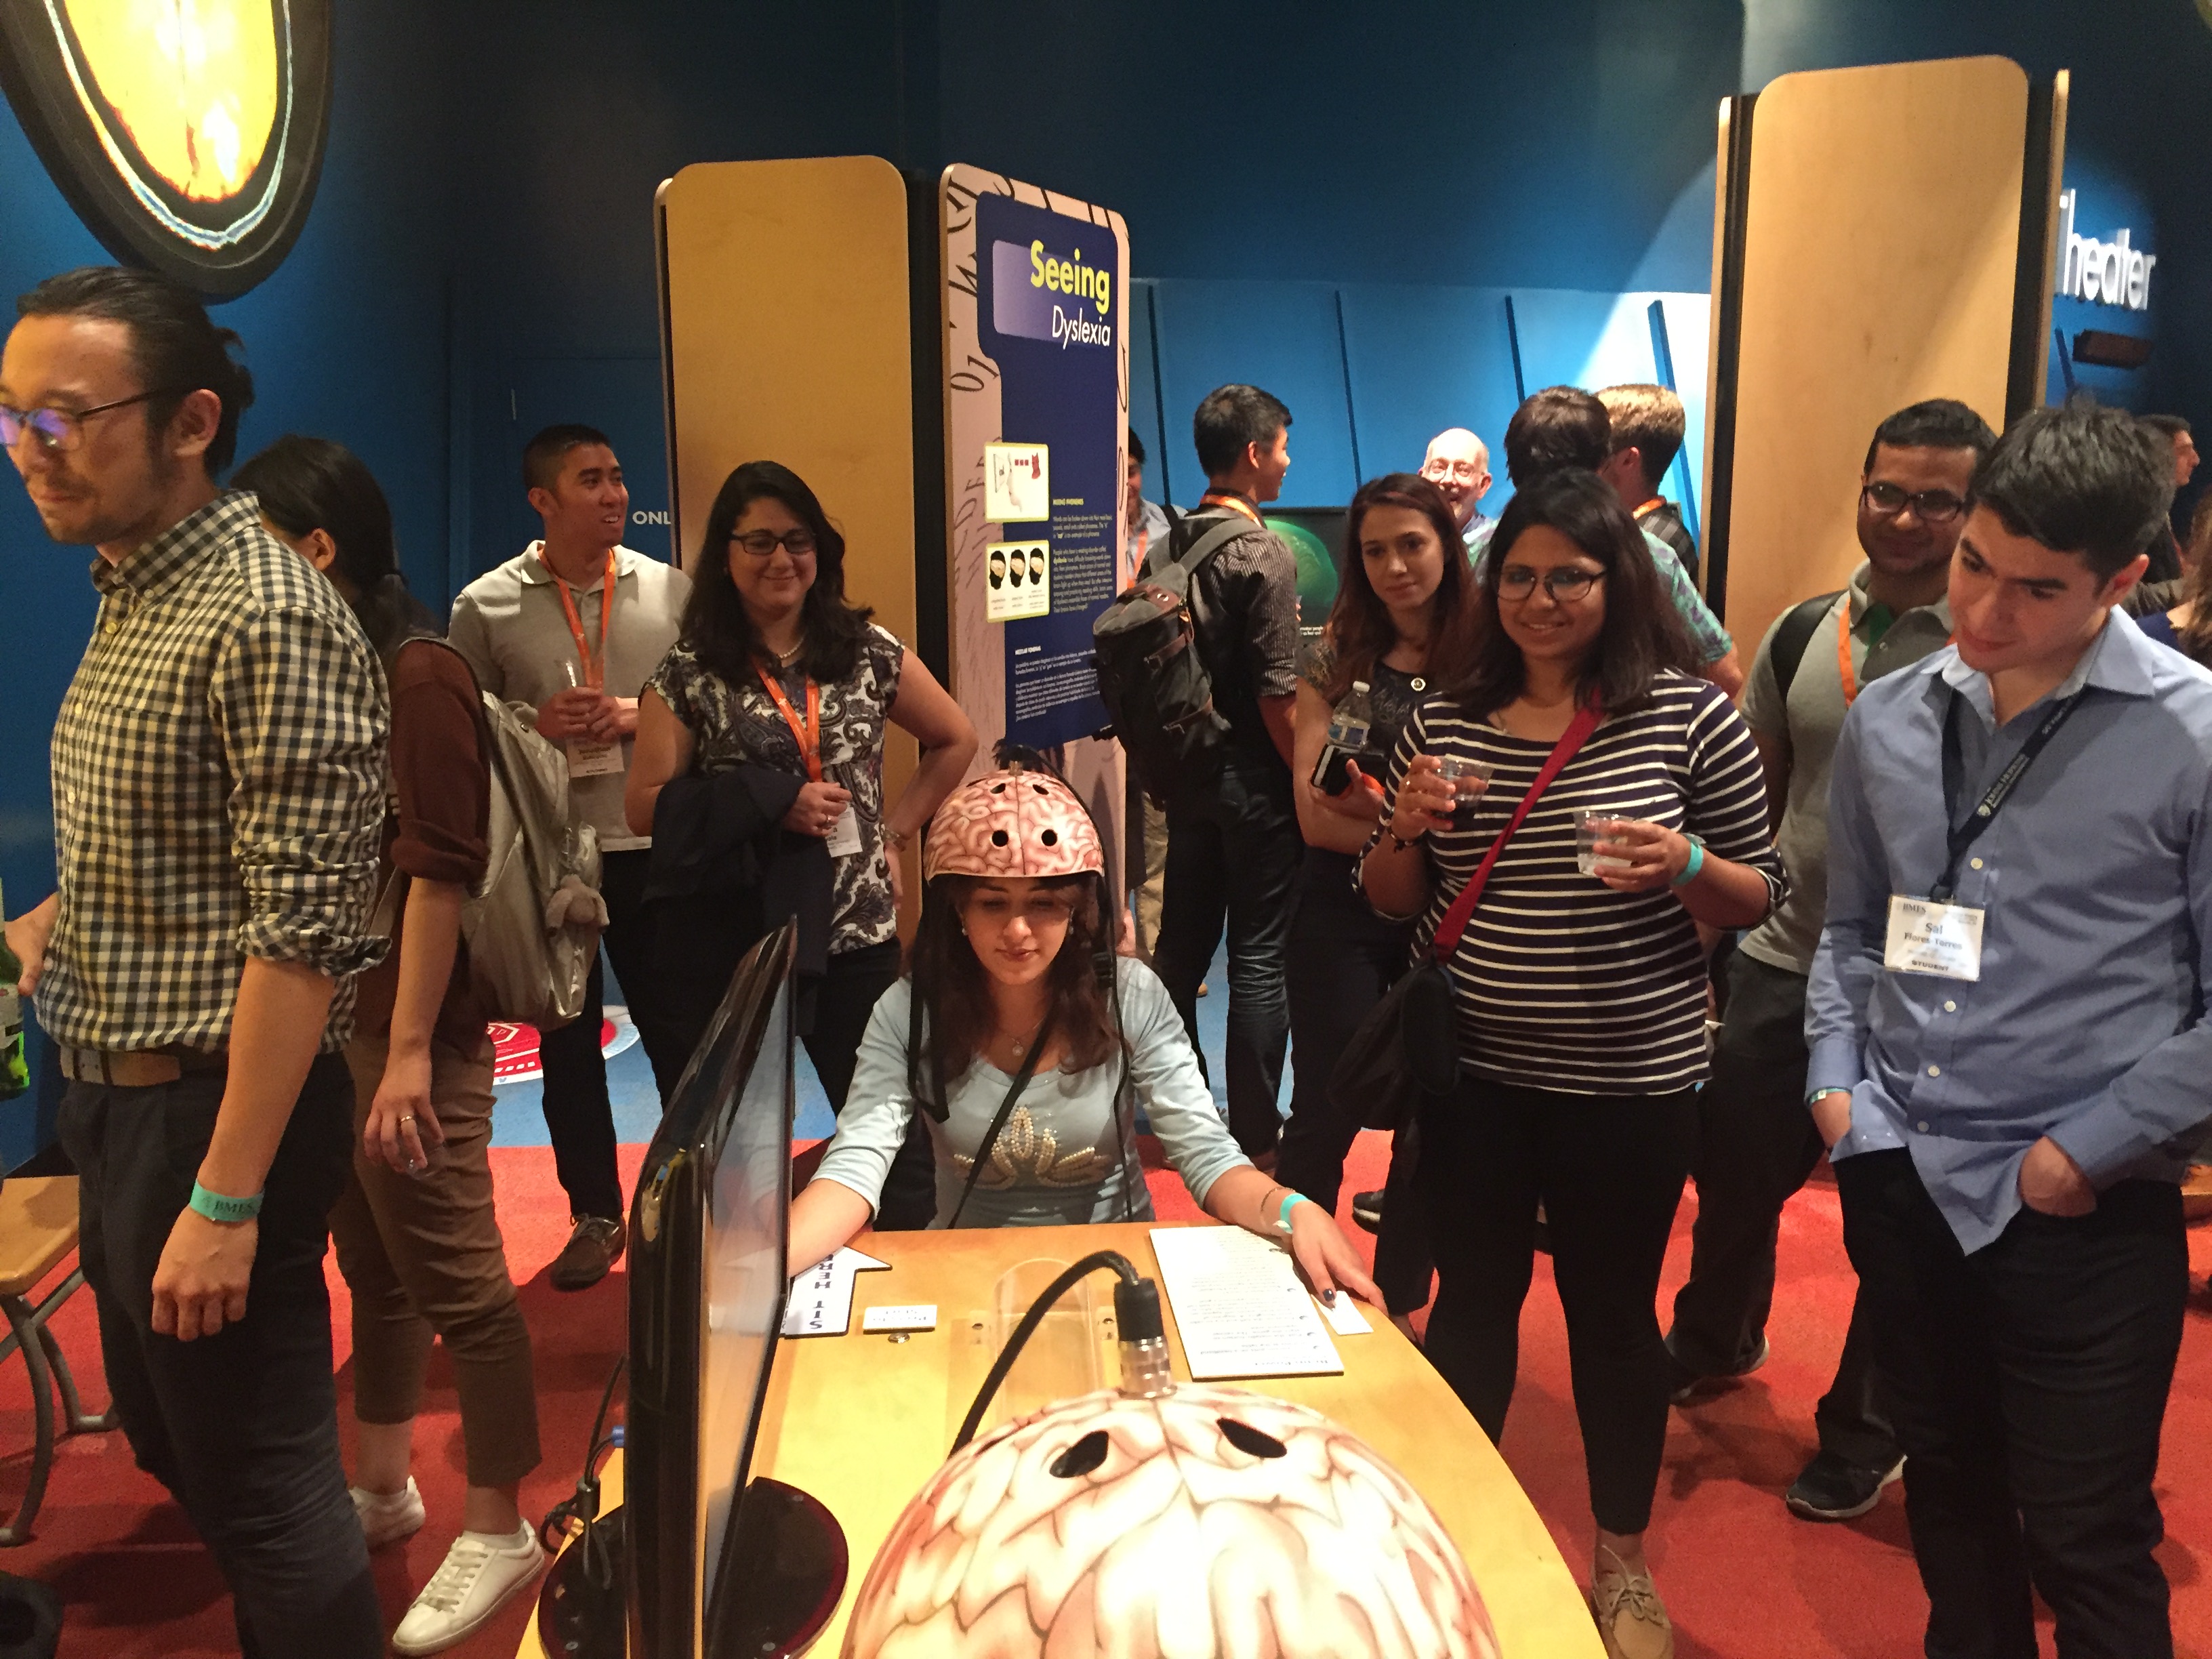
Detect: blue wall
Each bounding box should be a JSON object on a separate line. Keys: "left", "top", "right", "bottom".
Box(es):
{"left": 4, "top": 0, "right": 2210, "bottom": 1163}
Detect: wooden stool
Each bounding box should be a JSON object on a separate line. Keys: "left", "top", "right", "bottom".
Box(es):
{"left": 0, "top": 1176, "right": 114, "bottom": 1545}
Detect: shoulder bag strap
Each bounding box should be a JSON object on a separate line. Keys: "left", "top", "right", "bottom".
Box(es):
{"left": 944, "top": 1015, "right": 1057, "bottom": 1230}
{"left": 1147, "top": 514, "right": 1246, "bottom": 583}
{"left": 1429, "top": 701, "right": 1605, "bottom": 963}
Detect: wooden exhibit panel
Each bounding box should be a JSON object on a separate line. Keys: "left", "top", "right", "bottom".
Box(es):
{"left": 521, "top": 1222, "right": 1603, "bottom": 1658}
{"left": 656, "top": 157, "right": 922, "bottom": 905}
{"left": 1718, "top": 57, "right": 2035, "bottom": 659}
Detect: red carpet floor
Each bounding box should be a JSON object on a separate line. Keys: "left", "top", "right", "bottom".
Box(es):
{"left": 4, "top": 1136, "right": 2212, "bottom": 1657}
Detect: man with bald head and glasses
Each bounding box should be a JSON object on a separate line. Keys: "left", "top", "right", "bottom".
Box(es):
{"left": 1666, "top": 397, "right": 1995, "bottom": 1527}
{"left": 1420, "top": 427, "right": 1496, "bottom": 549}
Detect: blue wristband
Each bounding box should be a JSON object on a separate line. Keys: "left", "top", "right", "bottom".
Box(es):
{"left": 1273, "top": 1191, "right": 1311, "bottom": 1235}
{"left": 189, "top": 1181, "right": 263, "bottom": 1225}
{"left": 1670, "top": 835, "right": 1706, "bottom": 889}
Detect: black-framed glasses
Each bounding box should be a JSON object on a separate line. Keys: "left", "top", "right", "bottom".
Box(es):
{"left": 1497, "top": 565, "right": 1605, "bottom": 603}
{"left": 1862, "top": 481, "right": 1967, "bottom": 524}
{"left": 0, "top": 388, "right": 175, "bottom": 454}
{"left": 730, "top": 527, "right": 818, "bottom": 557}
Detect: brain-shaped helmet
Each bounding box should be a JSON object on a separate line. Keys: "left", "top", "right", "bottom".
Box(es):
{"left": 924, "top": 763, "right": 1103, "bottom": 882}
{"left": 842, "top": 1382, "right": 1501, "bottom": 1658}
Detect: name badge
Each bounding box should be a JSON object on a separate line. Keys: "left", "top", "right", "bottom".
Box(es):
{"left": 825, "top": 805, "right": 863, "bottom": 858}
{"left": 566, "top": 737, "right": 625, "bottom": 779}
{"left": 1884, "top": 895, "right": 1984, "bottom": 981}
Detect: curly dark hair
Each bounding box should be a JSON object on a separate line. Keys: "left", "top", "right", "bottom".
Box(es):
{"left": 1449, "top": 469, "right": 1696, "bottom": 716}
{"left": 1317, "top": 472, "right": 1487, "bottom": 703}
{"left": 680, "top": 460, "right": 875, "bottom": 684}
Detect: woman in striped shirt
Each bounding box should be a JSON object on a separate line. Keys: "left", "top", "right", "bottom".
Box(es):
{"left": 1361, "top": 470, "right": 1783, "bottom": 1659}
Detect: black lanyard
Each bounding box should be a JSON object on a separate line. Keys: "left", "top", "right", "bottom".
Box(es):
{"left": 1932, "top": 687, "right": 2085, "bottom": 902}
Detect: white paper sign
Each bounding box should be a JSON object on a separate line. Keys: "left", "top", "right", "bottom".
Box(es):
{"left": 782, "top": 1246, "right": 889, "bottom": 1338}
{"left": 985, "top": 539, "right": 1051, "bottom": 622}
{"left": 1148, "top": 1227, "right": 1343, "bottom": 1380}
{"left": 861, "top": 1303, "right": 939, "bottom": 1332}
{"left": 1885, "top": 895, "right": 1985, "bottom": 981}
{"left": 984, "top": 442, "right": 1050, "bottom": 523}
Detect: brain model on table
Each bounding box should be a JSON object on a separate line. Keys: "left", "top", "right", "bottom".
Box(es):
{"left": 842, "top": 1382, "right": 1502, "bottom": 1658}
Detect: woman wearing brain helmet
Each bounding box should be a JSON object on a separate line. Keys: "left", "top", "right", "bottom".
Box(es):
{"left": 787, "top": 749, "right": 1380, "bottom": 1298}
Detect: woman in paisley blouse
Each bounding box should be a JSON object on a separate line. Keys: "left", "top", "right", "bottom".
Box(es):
{"left": 787, "top": 756, "right": 1380, "bottom": 1303}
{"left": 1277, "top": 472, "right": 1486, "bottom": 1334}
{"left": 629, "top": 461, "right": 975, "bottom": 1228}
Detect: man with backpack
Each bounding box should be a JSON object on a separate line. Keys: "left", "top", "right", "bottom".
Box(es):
{"left": 1109, "top": 385, "right": 1303, "bottom": 1159}
{"left": 448, "top": 424, "right": 690, "bottom": 1290}
{"left": 1665, "top": 398, "right": 1994, "bottom": 1523}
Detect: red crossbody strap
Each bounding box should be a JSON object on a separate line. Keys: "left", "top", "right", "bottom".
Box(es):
{"left": 1429, "top": 701, "right": 1605, "bottom": 963}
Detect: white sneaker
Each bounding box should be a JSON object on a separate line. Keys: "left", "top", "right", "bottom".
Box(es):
{"left": 391, "top": 1523, "right": 546, "bottom": 1655}
{"left": 350, "top": 1478, "right": 426, "bottom": 1549}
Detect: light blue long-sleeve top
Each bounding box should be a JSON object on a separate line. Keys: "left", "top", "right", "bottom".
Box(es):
{"left": 1807, "top": 612, "right": 2212, "bottom": 1254}
{"left": 813, "top": 958, "right": 1251, "bottom": 1227}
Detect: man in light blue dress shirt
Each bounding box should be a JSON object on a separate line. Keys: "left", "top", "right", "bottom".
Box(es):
{"left": 1808, "top": 404, "right": 2212, "bottom": 1659}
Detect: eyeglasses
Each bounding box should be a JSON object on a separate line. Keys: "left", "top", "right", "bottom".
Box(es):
{"left": 964, "top": 892, "right": 1075, "bottom": 926}
{"left": 731, "top": 528, "right": 818, "bottom": 557}
{"left": 0, "top": 389, "right": 174, "bottom": 454}
{"left": 1496, "top": 565, "right": 1605, "bottom": 602}
{"left": 1422, "top": 459, "right": 1485, "bottom": 485}
{"left": 1862, "top": 481, "right": 1967, "bottom": 524}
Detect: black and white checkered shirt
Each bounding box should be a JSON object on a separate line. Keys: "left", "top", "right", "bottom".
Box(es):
{"left": 42, "top": 492, "right": 390, "bottom": 1054}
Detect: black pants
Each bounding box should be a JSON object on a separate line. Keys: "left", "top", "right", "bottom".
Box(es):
{"left": 1152, "top": 756, "right": 1301, "bottom": 1157}
{"left": 1668, "top": 952, "right": 1897, "bottom": 1469}
{"left": 1418, "top": 1074, "right": 1696, "bottom": 1536}
{"left": 60, "top": 1054, "right": 380, "bottom": 1659}
{"left": 539, "top": 847, "right": 687, "bottom": 1221}
{"left": 1277, "top": 849, "right": 1433, "bottom": 1314}
{"left": 1837, "top": 1149, "right": 2185, "bottom": 1659}
{"left": 797, "top": 941, "right": 935, "bottom": 1230}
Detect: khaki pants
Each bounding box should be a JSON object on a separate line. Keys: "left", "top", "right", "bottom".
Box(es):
{"left": 1136, "top": 794, "right": 1169, "bottom": 957}
{"left": 332, "top": 1033, "right": 541, "bottom": 1489}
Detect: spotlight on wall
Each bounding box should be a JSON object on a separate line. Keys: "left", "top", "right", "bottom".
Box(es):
{"left": 2072, "top": 331, "right": 2152, "bottom": 371}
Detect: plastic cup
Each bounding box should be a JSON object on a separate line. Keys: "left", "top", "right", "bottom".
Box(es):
{"left": 1576, "top": 807, "right": 1630, "bottom": 876}
{"left": 1435, "top": 756, "right": 1495, "bottom": 828}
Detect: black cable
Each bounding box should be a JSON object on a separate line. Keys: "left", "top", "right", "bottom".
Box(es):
{"left": 539, "top": 1354, "right": 626, "bottom": 1555}
{"left": 950, "top": 1250, "right": 1141, "bottom": 1452}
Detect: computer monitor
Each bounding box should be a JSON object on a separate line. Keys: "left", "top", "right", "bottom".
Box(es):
{"left": 621, "top": 922, "right": 846, "bottom": 1659}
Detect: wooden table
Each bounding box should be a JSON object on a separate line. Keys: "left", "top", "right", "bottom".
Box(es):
{"left": 523, "top": 1222, "right": 1600, "bottom": 1656}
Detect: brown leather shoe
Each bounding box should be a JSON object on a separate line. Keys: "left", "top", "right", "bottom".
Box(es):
{"left": 550, "top": 1216, "right": 626, "bottom": 1292}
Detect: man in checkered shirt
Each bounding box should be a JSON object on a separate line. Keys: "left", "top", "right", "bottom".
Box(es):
{"left": 1, "top": 268, "right": 387, "bottom": 1656}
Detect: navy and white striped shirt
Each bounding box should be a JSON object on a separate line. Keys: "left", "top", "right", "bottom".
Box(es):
{"left": 1366, "top": 673, "right": 1783, "bottom": 1093}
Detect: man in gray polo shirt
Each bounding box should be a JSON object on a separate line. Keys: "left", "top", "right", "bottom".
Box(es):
{"left": 449, "top": 424, "right": 690, "bottom": 1289}
{"left": 1666, "top": 398, "right": 1994, "bottom": 1521}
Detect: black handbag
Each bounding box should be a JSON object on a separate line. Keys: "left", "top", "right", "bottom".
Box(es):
{"left": 1329, "top": 703, "right": 1603, "bottom": 1130}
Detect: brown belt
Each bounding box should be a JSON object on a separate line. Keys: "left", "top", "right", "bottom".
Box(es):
{"left": 58, "top": 1047, "right": 228, "bottom": 1088}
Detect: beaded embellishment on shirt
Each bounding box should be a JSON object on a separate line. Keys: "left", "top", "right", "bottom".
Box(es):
{"left": 952, "top": 1105, "right": 1113, "bottom": 1189}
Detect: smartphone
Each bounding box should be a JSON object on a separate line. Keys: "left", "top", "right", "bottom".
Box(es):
{"left": 1311, "top": 743, "right": 1386, "bottom": 796}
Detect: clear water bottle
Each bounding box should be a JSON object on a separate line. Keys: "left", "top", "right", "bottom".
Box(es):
{"left": 1326, "top": 680, "right": 1374, "bottom": 752}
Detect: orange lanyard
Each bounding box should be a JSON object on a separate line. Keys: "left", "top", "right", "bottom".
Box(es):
{"left": 756, "top": 666, "right": 823, "bottom": 782}
{"left": 541, "top": 549, "right": 616, "bottom": 690}
{"left": 1200, "top": 492, "right": 1261, "bottom": 525}
{"left": 1632, "top": 497, "right": 1665, "bottom": 519}
{"left": 1836, "top": 598, "right": 1862, "bottom": 706}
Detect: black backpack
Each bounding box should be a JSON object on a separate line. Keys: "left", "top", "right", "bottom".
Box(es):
{"left": 1090, "top": 510, "right": 1250, "bottom": 798}
{"left": 1770, "top": 590, "right": 1846, "bottom": 702}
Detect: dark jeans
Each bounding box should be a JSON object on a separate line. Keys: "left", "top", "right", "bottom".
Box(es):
{"left": 539, "top": 847, "right": 687, "bottom": 1221}
{"left": 1418, "top": 1074, "right": 1696, "bottom": 1536}
{"left": 1152, "top": 756, "right": 1300, "bottom": 1157}
{"left": 798, "top": 941, "right": 935, "bottom": 1231}
{"left": 1837, "top": 1149, "right": 2185, "bottom": 1659}
{"left": 1277, "top": 848, "right": 1433, "bottom": 1315}
{"left": 1668, "top": 951, "right": 1896, "bottom": 1469}
{"left": 60, "top": 1054, "right": 380, "bottom": 1659}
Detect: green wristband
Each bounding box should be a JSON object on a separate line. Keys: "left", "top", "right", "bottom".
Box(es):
{"left": 1670, "top": 835, "right": 1706, "bottom": 889}
{"left": 190, "top": 1181, "right": 263, "bottom": 1225}
{"left": 1273, "top": 1191, "right": 1311, "bottom": 1235}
